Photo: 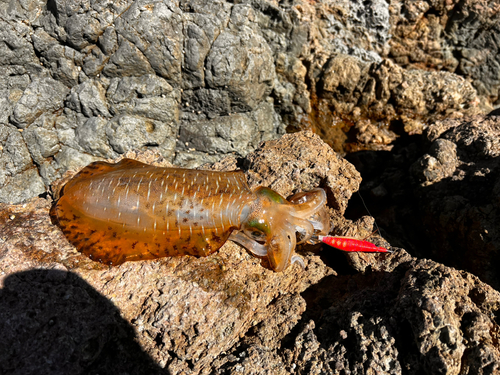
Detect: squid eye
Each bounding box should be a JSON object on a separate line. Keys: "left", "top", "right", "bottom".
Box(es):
{"left": 243, "top": 219, "right": 271, "bottom": 242}
{"left": 244, "top": 228, "right": 267, "bottom": 242}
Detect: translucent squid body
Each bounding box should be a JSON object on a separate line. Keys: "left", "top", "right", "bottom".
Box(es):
{"left": 50, "top": 159, "right": 331, "bottom": 272}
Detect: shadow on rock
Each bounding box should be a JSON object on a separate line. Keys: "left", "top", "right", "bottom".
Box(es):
{"left": 409, "top": 155, "right": 500, "bottom": 292}
{"left": 346, "top": 117, "right": 500, "bottom": 291}
{"left": 0, "top": 269, "right": 163, "bottom": 375}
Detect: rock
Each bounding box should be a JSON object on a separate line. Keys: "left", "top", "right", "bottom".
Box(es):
{"left": 105, "top": 114, "right": 177, "bottom": 156}
{"left": 315, "top": 58, "right": 478, "bottom": 150}
{"left": 107, "top": 75, "right": 180, "bottom": 123}
{"left": 390, "top": 0, "right": 500, "bottom": 103}
{"left": 321, "top": 54, "right": 363, "bottom": 101}
{"left": 1, "top": 1, "right": 286, "bottom": 203}
{"left": 216, "top": 250, "right": 500, "bottom": 375}
{"left": 3, "top": 0, "right": 497, "bottom": 203}
{"left": 64, "top": 13, "right": 102, "bottom": 51}
{"left": 0, "top": 133, "right": 342, "bottom": 374}
{"left": 2, "top": 133, "right": 499, "bottom": 374}
{"left": 0, "top": 18, "right": 37, "bottom": 67}
{"left": 21, "top": 114, "right": 62, "bottom": 185}
{"left": 0, "top": 166, "right": 45, "bottom": 203}
{"left": 0, "top": 268, "right": 162, "bottom": 374}
{"left": 244, "top": 131, "right": 361, "bottom": 214}
{"left": 347, "top": 114, "right": 500, "bottom": 292}
{"left": 0, "top": 0, "right": 47, "bottom": 21}
{"left": 53, "top": 145, "right": 100, "bottom": 174}
{"left": 105, "top": 1, "right": 184, "bottom": 83}
{"left": 180, "top": 113, "right": 256, "bottom": 154}
{"left": 182, "top": 3, "right": 231, "bottom": 89}
{"left": 178, "top": 104, "right": 275, "bottom": 159}
{"left": 205, "top": 19, "right": 275, "bottom": 112}
{"left": 32, "top": 28, "right": 82, "bottom": 87}
{"left": 411, "top": 139, "right": 458, "bottom": 185}
{"left": 412, "top": 116, "right": 500, "bottom": 290}
{"left": 102, "top": 36, "right": 156, "bottom": 78}
{"left": 66, "top": 80, "right": 110, "bottom": 118}
{"left": 278, "top": 256, "right": 500, "bottom": 375}
{"left": 173, "top": 150, "right": 225, "bottom": 169}
{"left": 107, "top": 75, "right": 176, "bottom": 106}
{"left": 0, "top": 124, "right": 47, "bottom": 203}
{"left": 181, "top": 88, "right": 233, "bottom": 117}
{"left": 0, "top": 124, "right": 33, "bottom": 177}
{"left": 75, "top": 117, "right": 117, "bottom": 159}
{"left": 10, "top": 77, "right": 70, "bottom": 129}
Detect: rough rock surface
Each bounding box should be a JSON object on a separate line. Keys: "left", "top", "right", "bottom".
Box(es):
{"left": 216, "top": 256, "right": 500, "bottom": 375}
{"left": 1, "top": 132, "right": 499, "bottom": 374}
{"left": 1, "top": 0, "right": 500, "bottom": 371}
{"left": 0, "top": 0, "right": 284, "bottom": 204}
{"left": 2, "top": 0, "right": 499, "bottom": 203}
{"left": 0, "top": 132, "right": 348, "bottom": 373}
{"left": 347, "top": 114, "right": 500, "bottom": 293}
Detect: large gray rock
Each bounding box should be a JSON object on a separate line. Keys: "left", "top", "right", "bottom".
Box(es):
{"left": 0, "top": 125, "right": 32, "bottom": 177}
{"left": 32, "top": 28, "right": 82, "bottom": 87}
{"left": 75, "top": 117, "right": 117, "bottom": 159}
{"left": 0, "top": 0, "right": 496, "bottom": 205}
{"left": 0, "top": 166, "right": 45, "bottom": 203}
{"left": 66, "top": 80, "right": 110, "bottom": 118}
{"left": 0, "top": 124, "right": 46, "bottom": 202}
{"left": 106, "top": 75, "right": 180, "bottom": 122}
{"left": 0, "top": 18, "right": 37, "bottom": 67}
{"left": 22, "top": 116, "right": 61, "bottom": 165}
{"left": 178, "top": 101, "right": 278, "bottom": 158}
{"left": 0, "top": 0, "right": 284, "bottom": 204}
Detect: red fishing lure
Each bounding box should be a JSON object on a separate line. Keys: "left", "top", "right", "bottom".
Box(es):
{"left": 318, "top": 235, "right": 392, "bottom": 253}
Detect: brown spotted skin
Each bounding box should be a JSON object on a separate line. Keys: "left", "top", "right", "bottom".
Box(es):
{"left": 50, "top": 159, "right": 255, "bottom": 265}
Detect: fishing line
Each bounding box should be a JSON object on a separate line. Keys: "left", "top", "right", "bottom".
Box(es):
{"left": 357, "top": 190, "right": 381, "bottom": 236}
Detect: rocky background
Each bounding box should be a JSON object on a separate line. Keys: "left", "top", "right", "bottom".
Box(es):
{"left": 1, "top": 0, "right": 500, "bottom": 374}
{"left": 3, "top": 0, "right": 500, "bottom": 204}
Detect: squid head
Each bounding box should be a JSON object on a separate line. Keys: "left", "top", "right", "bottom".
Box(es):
{"left": 230, "top": 187, "right": 331, "bottom": 272}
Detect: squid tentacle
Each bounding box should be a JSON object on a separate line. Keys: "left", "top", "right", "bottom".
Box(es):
{"left": 229, "top": 231, "right": 268, "bottom": 257}
{"left": 233, "top": 186, "right": 331, "bottom": 271}
{"left": 267, "top": 221, "right": 297, "bottom": 272}
{"left": 292, "top": 216, "right": 315, "bottom": 245}
{"left": 291, "top": 255, "right": 305, "bottom": 269}
{"left": 287, "top": 188, "right": 327, "bottom": 218}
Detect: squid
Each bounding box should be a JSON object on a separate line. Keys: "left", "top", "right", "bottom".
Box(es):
{"left": 50, "top": 158, "right": 331, "bottom": 271}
